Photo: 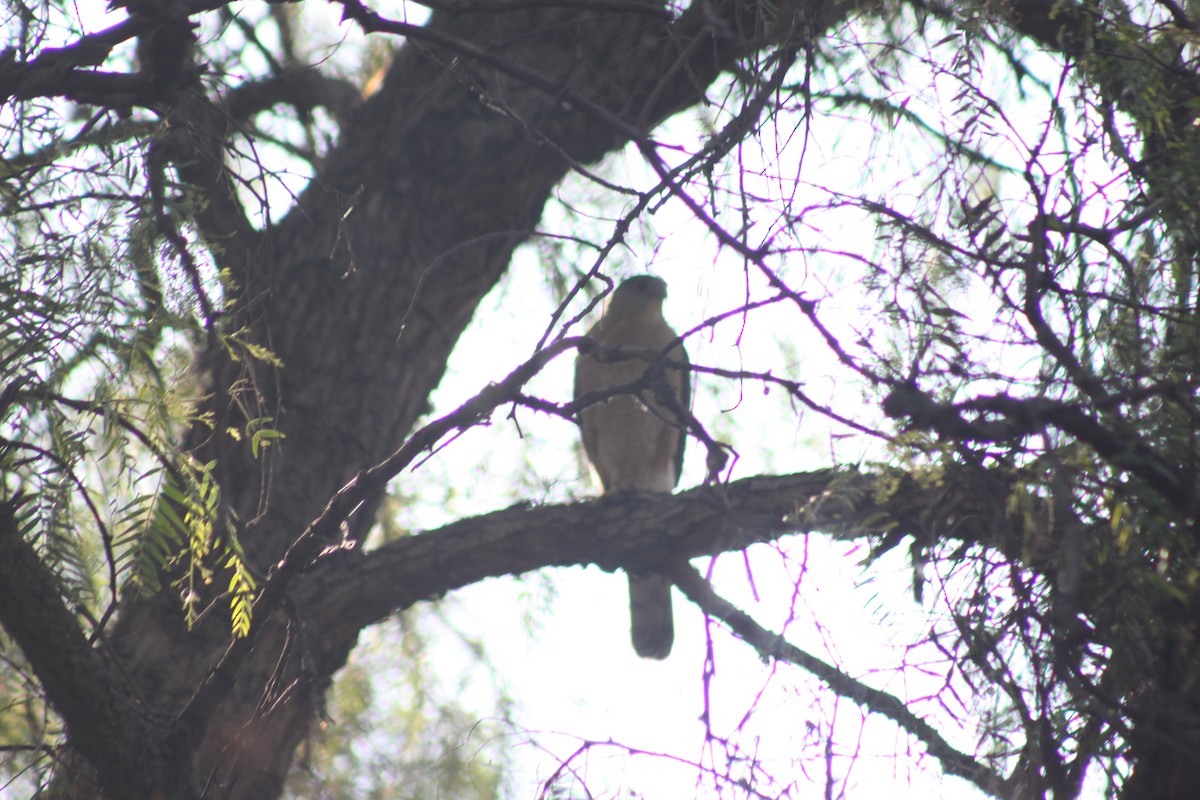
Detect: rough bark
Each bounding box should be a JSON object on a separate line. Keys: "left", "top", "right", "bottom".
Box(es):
{"left": 0, "top": 500, "right": 168, "bottom": 799}
{"left": 83, "top": 1, "right": 860, "bottom": 798}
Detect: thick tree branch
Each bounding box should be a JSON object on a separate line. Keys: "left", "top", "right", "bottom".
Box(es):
{"left": 151, "top": 87, "right": 261, "bottom": 282}
{"left": 410, "top": 0, "right": 675, "bottom": 17}
{"left": 0, "top": 22, "right": 146, "bottom": 104}
{"left": 0, "top": 0, "right": 229, "bottom": 104}
{"left": 305, "top": 463, "right": 1013, "bottom": 636}
{"left": 330, "top": 0, "right": 683, "bottom": 148}
{"left": 223, "top": 70, "right": 362, "bottom": 125}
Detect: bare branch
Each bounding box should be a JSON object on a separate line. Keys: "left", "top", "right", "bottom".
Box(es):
{"left": 670, "top": 564, "right": 1010, "bottom": 798}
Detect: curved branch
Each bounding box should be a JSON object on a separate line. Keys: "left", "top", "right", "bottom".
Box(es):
{"left": 223, "top": 70, "right": 363, "bottom": 125}
{"left": 670, "top": 564, "right": 1010, "bottom": 798}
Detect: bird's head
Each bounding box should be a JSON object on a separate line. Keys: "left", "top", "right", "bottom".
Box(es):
{"left": 606, "top": 275, "right": 668, "bottom": 320}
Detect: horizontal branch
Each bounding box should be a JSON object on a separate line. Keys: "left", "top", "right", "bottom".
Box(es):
{"left": 268, "top": 462, "right": 1027, "bottom": 796}
{"left": 0, "top": 0, "right": 228, "bottom": 105}
{"left": 223, "top": 70, "right": 362, "bottom": 124}
{"left": 0, "top": 63, "right": 155, "bottom": 107}
{"left": 305, "top": 461, "right": 1013, "bottom": 636}
{"left": 408, "top": 0, "right": 675, "bottom": 17}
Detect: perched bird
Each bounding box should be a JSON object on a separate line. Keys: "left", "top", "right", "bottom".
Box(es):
{"left": 574, "top": 275, "right": 690, "bottom": 659}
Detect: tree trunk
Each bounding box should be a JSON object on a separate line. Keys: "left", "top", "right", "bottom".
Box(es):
{"left": 84, "top": 2, "right": 849, "bottom": 797}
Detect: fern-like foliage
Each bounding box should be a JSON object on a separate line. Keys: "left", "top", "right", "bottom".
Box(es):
{"left": 0, "top": 112, "right": 263, "bottom": 643}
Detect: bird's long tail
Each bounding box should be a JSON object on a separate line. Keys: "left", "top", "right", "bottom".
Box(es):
{"left": 629, "top": 574, "right": 673, "bottom": 659}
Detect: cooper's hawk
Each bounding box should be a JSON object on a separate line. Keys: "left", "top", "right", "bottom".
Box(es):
{"left": 574, "top": 275, "right": 689, "bottom": 659}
